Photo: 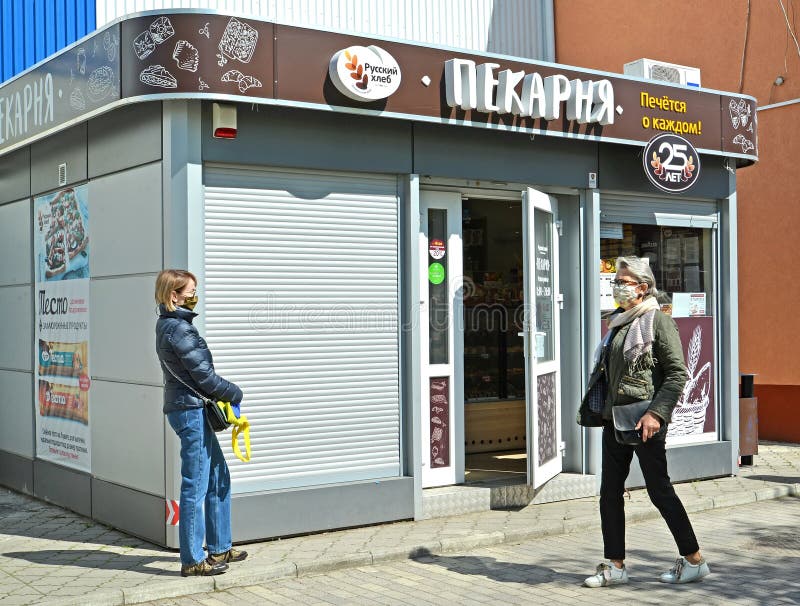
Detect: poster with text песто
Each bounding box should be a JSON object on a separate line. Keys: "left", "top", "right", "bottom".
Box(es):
{"left": 33, "top": 185, "right": 91, "bottom": 472}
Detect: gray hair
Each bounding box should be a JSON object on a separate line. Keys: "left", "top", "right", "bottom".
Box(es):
{"left": 616, "top": 256, "right": 659, "bottom": 300}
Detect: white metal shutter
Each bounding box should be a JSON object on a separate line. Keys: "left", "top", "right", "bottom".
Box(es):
{"left": 600, "top": 194, "right": 718, "bottom": 228}
{"left": 203, "top": 164, "right": 400, "bottom": 493}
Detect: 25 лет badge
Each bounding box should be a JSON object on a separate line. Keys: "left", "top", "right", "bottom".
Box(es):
{"left": 643, "top": 133, "right": 701, "bottom": 193}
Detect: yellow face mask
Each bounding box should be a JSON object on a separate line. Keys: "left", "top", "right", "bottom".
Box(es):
{"left": 181, "top": 295, "right": 198, "bottom": 311}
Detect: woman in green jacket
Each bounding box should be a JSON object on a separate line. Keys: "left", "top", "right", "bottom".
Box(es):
{"left": 579, "top": 256, "right": 710, "bottom": 587}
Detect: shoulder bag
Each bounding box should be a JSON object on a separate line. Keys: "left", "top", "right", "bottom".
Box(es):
{"left": 161, "top": 361, "right": 231, "bottom": 432}
{"left": 611, "top": 399, "right": 665, "bottom": 446}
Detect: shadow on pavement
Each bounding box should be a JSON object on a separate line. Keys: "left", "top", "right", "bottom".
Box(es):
{"left": 740, "top": 474, "right": 800, "bottom": 484}
{"left": 412, "top": 549, "right": 585, "bottom": 586}
{"left": 2, "top": 549, "right": 180, "bottom": 576}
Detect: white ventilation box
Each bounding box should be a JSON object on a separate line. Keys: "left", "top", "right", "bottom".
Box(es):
{"left": 624, "top": 58, "right": 701, "bottom": 88}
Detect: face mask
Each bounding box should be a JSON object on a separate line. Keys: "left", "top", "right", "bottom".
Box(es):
{"left": 612, "top": 284, "right": 639, "bottom": 306}
{"left": 181, "top": 295, "right": 198, "bottom": 311}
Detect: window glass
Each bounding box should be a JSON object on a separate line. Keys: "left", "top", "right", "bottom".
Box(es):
{"left": 428, "top": 209, "right": 449, "bottom": 364}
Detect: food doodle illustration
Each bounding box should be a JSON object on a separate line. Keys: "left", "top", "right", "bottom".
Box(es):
{"left": 216, "top": 17, "right": 258, "bottom": 66}
{"left": 103, "top": 30, "right": 119, "bottom": 62}
{"left": 733, "top": 134, "right": 755, "bottom": 153}
{"left": 221, "top": 69, "right": 262, "bottom": 93}
{"left": 70, "top": 88, "right": 86, "bottom": 110}
{"left": 429, "top": 377, "right": 449, "bottom": 467}
{"left": 199, "top": 22, "right": 210, "bottom": 38}
{"left": 139, "top": 65, "right": 178, "bottom": 88}
{"left": 198, "top": 77, "right": 209, "bottom": 91}
{"left": 86, "top": 66, "right": 116, "bottom": 101}
{"left": 668, "top": 326, "right": 712, "bottom": 437}
{"left": 133, "top": 16, "right": 175, "bottom": 60}
{"left": 729, "top": 98, "right": 751, "bottom": 130}
{"left": 76, "top": 48, "right": 86, "bottom": 74}
{"left": 172, "top": 40, "right": 199, "bottom": 72}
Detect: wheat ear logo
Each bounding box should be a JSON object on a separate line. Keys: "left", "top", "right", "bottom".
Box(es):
{"left": 329, "top": 45, "right": 402, "bottom": 102}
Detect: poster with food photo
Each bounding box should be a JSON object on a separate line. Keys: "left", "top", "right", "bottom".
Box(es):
{"left": 33, "top": 185, "right": 91, "bottom": 472}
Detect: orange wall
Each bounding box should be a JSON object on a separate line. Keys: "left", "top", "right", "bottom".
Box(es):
{"left": 555, "top": 0, "right": 800, "bottom": 386}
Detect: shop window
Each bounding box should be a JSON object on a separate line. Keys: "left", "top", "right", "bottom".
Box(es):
{"left": 600, "top": 224, "right": 717, "bottom": 443}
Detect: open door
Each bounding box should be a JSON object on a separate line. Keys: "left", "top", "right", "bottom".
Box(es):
{"left": 522, "top": 188, "right": 562, "bottom": 489}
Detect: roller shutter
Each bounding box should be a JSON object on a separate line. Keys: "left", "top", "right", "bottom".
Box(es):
{"left": 600, "top": 194, "right": 718, "bottom": 228}
{"left": 203, "top": 164, "right": 400, "bottom": 493}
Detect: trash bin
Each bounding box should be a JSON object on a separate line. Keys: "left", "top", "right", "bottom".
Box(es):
{"left": 739, "top": 373, "right": 758, "bottom": 465}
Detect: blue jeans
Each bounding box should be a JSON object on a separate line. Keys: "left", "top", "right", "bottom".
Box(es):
{"left": 166, "top": 408, "right": 232, "bottom": 566}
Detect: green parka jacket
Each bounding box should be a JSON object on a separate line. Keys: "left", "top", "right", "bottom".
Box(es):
{"left": 577, "top": 308, "right": 688, "bottom": 430}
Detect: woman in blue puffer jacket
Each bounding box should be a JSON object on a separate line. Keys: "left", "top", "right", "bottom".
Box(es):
{"left": 155, "top": 269, "right": 247, "bottom": 577}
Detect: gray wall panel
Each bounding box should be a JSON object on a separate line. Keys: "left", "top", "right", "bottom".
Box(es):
{"left": 30, "top": 124, "right": 88, "bottom": 196}
{"left": 626, "top": 441, "right": 733, "bottom": 488}
{"left": 0, "top": 370, "right": 34, "bottom": 458}
{"left": 33, "top": 458, "right": 91, "bottom": 517}
{"left": 91, "top": 275, "right": 162, "bottom": 384}
{"left": 0, "top": 199, "right": 32, "bottom": 286}
{"left": 202, "top": 104, "right": 413, "bottom": 175}
{"left": 0, "top": 286, "right": 32, "bottom": 371}
{"left": 88, "top": 103, "right": 162, "bottom": 178}
{"left": 598, "top": 144, "right": 733, "bottom": 199}
{"left": 90, "top": 381, "right": 165, "bottom": 496}
{"left": 232, "top": 477, "right": 414, "bottom": 542}
{"left": 92, "top": 478, "right": 165, "bottom": 546}
{"left": 414, "top": 124, "right": 597, "bottom": 188}
{"left": 0, "top": 147, "right": 30, "bottom": 205}
{"left": 0, "top": 450, "right": 34, "bottom": 495}
{"left": 88, "top": 163, "right": 163, "bottom": 278}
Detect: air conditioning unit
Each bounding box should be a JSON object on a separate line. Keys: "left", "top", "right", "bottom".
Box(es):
{"left": 624, "top": 58, "right": 701, "bottom": 88}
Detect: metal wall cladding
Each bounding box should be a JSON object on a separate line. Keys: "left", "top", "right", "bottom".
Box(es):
{"left": 0, "top": 0, "right": 97, "bottom": 83}
{"left": 95, "top": 0, "right": 551, "bottom": 60}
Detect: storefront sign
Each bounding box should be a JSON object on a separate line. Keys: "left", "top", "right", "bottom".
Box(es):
{"left": 669, "top": 317, "right": 715, "bottom": 442}
{"left": 329, "top": 46, "right": 401, "bottom": 101}
{"left": 429, "top": 377, "right": 450, "bottom": 468}
{"left": 445, "top": 59, "right": 614, "bottom": 124}
{"left": 34, "top": 185, "right": 92, "bottom": 472}
{"left": 642, "top": 133, "right": 701, "bottom": 193}
{"left": 0, "top": 25, "right": 120, "bottom": 151}
{"left": 0, "top": 11, "right": 758, "bottom": 166}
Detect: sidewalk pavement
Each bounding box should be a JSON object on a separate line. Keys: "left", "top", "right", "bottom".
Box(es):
{"left": 1, "top": 442, "right": 798, "bottom": 606}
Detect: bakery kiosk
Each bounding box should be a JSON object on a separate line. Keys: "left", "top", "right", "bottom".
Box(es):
{"left": 0, "top": 10, "right": 757, "bottom": 546}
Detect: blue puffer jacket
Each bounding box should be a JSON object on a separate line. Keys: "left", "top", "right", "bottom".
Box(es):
{"left": 155, "top": 304, "right": 243, "bottom": 414}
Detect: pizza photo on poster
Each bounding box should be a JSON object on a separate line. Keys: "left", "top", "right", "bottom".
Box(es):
{"left": 643, "top": 133, "right": 701, "bottom": 193}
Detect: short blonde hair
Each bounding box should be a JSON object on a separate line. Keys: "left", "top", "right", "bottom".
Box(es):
{"left": 155, "top": 269, "right": 197, "bottom": 312}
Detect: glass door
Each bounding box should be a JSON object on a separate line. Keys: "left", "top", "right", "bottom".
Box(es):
{"left": 522, "top": 188, "right": 562, "bottom": 488}
{"left": 419, "top": 191, "right": 463, "bottom": 488}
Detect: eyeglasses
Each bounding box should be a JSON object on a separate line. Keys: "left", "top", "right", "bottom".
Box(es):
{"left": 611, "top": 279, "right": 640, "bottom": 287}
{"left": 177, "top": 289, "right": 196, "bottom": 297}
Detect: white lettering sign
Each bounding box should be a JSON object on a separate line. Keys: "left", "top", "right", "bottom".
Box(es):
{"left": 0, "top": 73, "right": 54, "bottom": 144}
{"left": 445, "top": 58, "right": 615, "bottom": 125}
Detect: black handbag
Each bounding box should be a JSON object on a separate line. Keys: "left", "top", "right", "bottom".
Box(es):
{"left": 611, "top": 399, "right": 662, "bottom": 446}
{"left": 161, "top": 362, "right": 232, "bottom": 433}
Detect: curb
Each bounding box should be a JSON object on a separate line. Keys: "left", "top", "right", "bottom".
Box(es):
{"left": 40, "top": 485, "right": 800, "bottom": 605}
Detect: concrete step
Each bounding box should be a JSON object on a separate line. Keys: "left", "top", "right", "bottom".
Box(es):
{"left": 421, "top": 473, "right": 598, "bottom": 519}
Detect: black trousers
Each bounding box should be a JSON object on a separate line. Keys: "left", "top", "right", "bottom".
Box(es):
{"left": 600, "top": 422, "right": 700, "bottom": 560}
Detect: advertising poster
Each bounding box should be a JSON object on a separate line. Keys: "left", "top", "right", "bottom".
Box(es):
{"left": 34, "top": 186, "right": 91, "bottom": 471}
{"left": 667, "top": 316, "right": 715, "bottom": 445}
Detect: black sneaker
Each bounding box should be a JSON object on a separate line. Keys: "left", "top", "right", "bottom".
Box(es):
{"left": 180, "top": 558, "right": 229, "bottom": 577}
{"left": 208, "top": 547, "right": 248, "bottom": 564}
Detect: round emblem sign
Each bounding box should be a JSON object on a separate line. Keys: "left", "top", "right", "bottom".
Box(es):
{"left": 642, "top": 133, "right": 701, "bottom": 193}
{"left": 428, "top": 262, "right": 445, "bottom": 285}
{"left": 429, "top": 238, "right": 446, "bottom": 260}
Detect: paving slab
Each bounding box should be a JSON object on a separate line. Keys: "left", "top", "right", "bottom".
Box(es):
{"left": 0, "top": 441, "right": 796, "bottom": 605}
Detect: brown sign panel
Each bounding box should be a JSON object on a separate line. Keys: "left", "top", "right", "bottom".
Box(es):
{"left": 0, "top": 25, "right": 120, "bottom": 155}
{"left": 121, "top": 14, "right": 273, "bottom": 98}
{"left": 429, "top": 377, "right": 450, "bottom": 468}
{"left": 0, "top": 11, "right": 757, "bottom": 164}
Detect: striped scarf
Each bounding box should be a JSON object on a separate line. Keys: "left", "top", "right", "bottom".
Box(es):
{"left": 607, "top": 297, "right": 660, "bottom": 372}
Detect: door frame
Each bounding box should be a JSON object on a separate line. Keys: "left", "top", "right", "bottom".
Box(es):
{"left": 419, "top": 190, "right": 464, "bottom": 488}
{"left": 522, "top": 187, "right": 563, "bottom": 488}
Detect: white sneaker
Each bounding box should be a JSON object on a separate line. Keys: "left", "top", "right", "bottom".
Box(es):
{"left": 659, "top": 556, "right": 710, "bottom": 584}
{"left": 584, "top": 561, "right": 629, "bottom": 587}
